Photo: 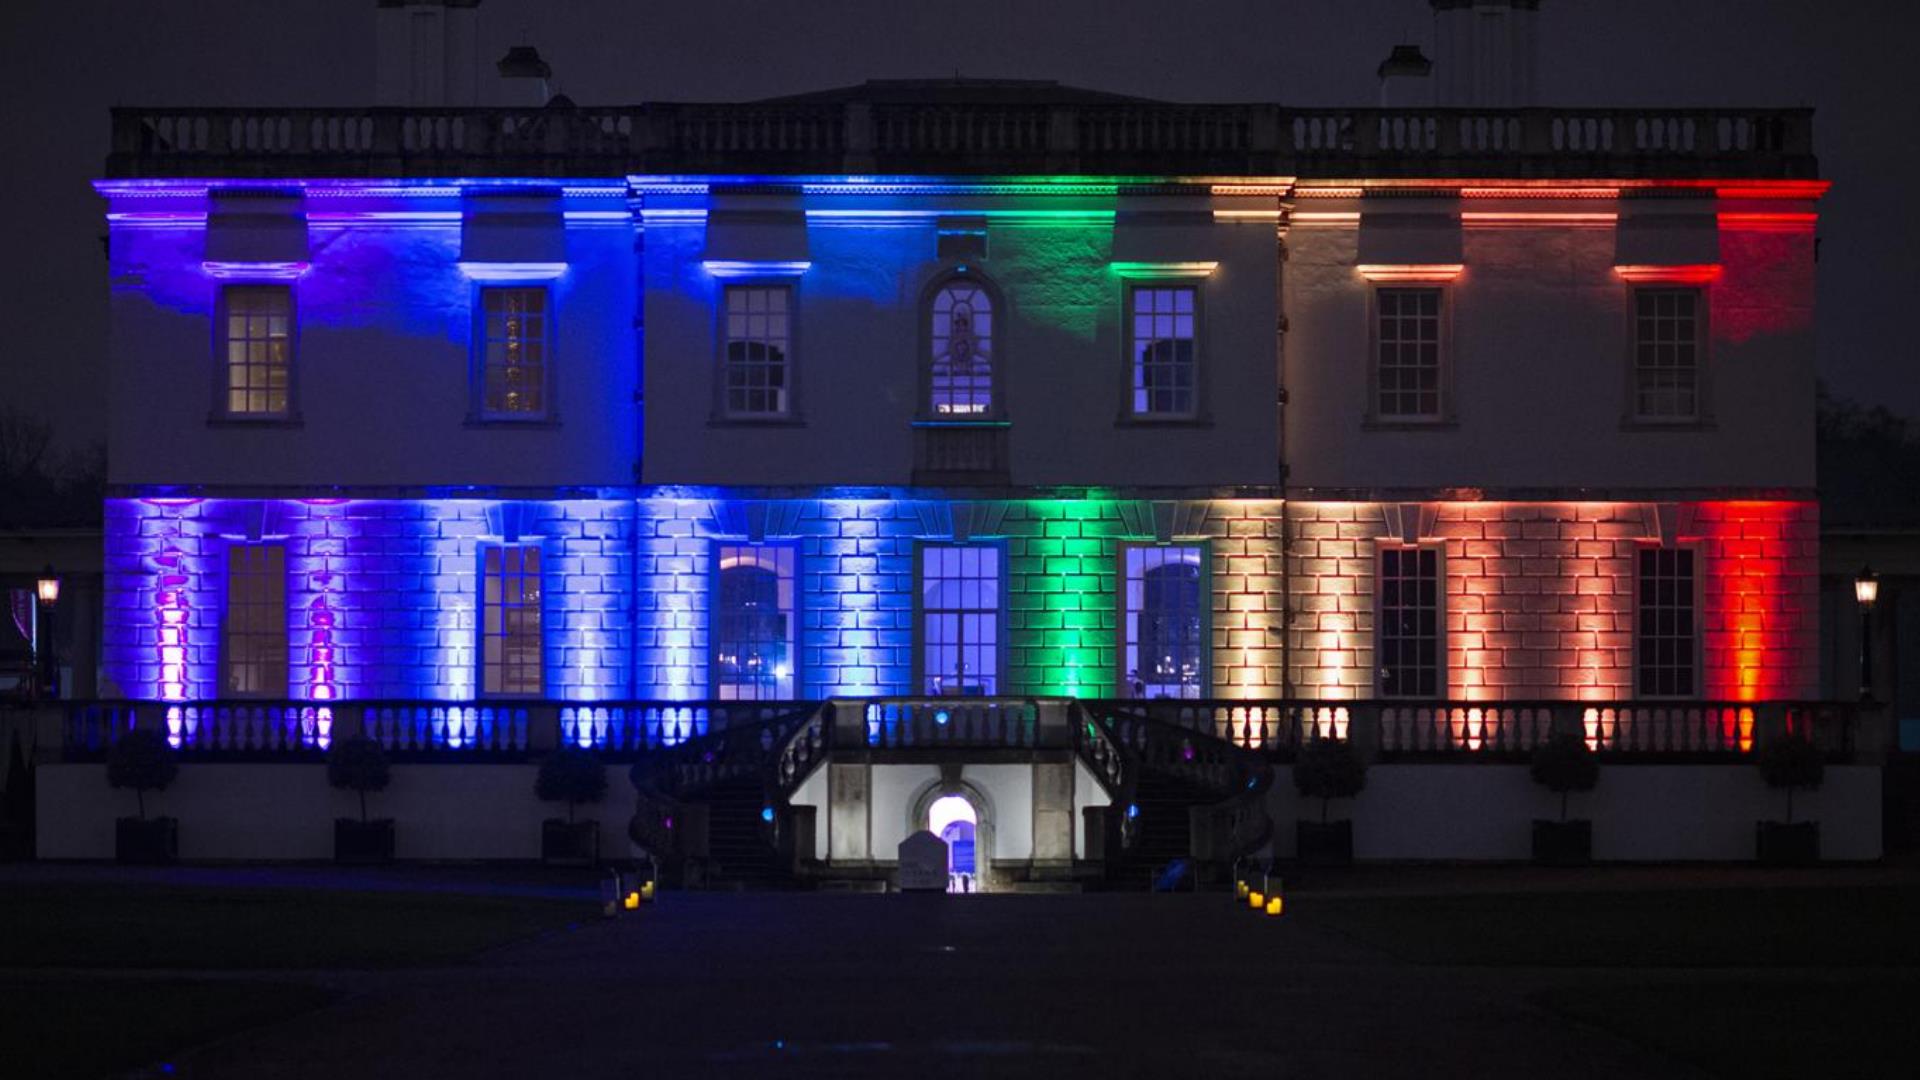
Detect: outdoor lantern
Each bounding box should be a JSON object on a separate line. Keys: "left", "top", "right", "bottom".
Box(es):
{"left": 623, "top": 891, "right": 640, "bottom": 911}
{"left": 1855, "top": 565, "right": 1879, "bottom": 700}
{"left": 1854, "top": 566, "right": 1879, "bottom": 609}
{"left": 1266, "top": 896, "right": 1285, "bottom": 917}
{"left": 36, "top": 567, "right": 59, "bottom": 606}
{"left": 641, "top": 880, "right": 656, "bottom": 903}
{"left": 1235, "top": 880, "right": 1249, "bottom": 900}
{"left": 1248, "top": 890, "right": 1264, "bottom": 910}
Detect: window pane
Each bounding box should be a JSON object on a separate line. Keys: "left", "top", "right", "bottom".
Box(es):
{"left": 1636, "top": 546, "right": 1698, "bottom": 697}
{"left": 929, "top": 282, "right": 994, "bottom": 416}
{"left": 721, "top": 286, "right": 793, "bottom": 417}
{"left": 223, "top": 543, "right": 288, "bottom": 697}
{"left": 480, "top": 288, "right": 550, "bottom": 419}
{"left": 714, "top": 544, "right": 797, "bottom": 700}
{"left": 1124, "top": 546, "right": 1205, "bottom": 698}
{"left": 481, "top": 543, "right": 543, "bottom": 695}
{"left": 919, "top": 545, "right": 1000, "bottom": 694}
{"left": 1131, "top": 287, "right": 1198, "bottom": 417}
{"left": 1632, "top": 289, "right": 1701, "bottom": 420}
{"left": 1377, "top": 547, "right": 1441, "bottom": 698}
{"left": 220, "top": 286, "right": 292, "bottom": 418}
{"left": 1376, "top": 288, "right": 1442, "bottom": 420}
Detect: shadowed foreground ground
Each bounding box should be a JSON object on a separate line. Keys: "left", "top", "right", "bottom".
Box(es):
{"left": 5, "top": 866, "right": 1916, "bottom": 1079}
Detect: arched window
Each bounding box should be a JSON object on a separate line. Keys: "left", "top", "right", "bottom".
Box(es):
{"left": 714, "top": 546, "right": 795, "bottom": 700}
{"left": 928, "top": 280, "right": 995, "bottom": 416}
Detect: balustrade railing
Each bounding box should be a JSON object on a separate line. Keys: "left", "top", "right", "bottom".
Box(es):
{"left": 1105, "top": 698, "right": 1861, "bottom": 761}
{"left": 61, "top": 699, "right": 820, "bottom": 761}
{"left": 860, "top": 698, "right": 1041, "bottom": 750}
{"left": 107, "top": 104, "right": 1815, "bottom": 179}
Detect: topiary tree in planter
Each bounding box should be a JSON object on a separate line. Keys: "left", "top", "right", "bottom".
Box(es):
{"left": 1755, "top": 732, "right": 1825, "bottom": 864}
{"left": 1529, "top": 732, "right": 1600, "bottom": 865}
{"left": 327, "top": 735, "right": 395, "bottom": 862}
{"left": 537, "top": 746, "right": 607, "bottom": 865}
{"left": 107, "top": 728, "right": 180, "bottom": 864}
{"left": 1292, "top": 738, "right": 1367, "bottom": 867}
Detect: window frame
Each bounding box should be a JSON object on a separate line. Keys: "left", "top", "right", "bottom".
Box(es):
{"left": 912, "top": 540, "right": 1008, "bottom": 697}
{"left": 917, "top": 270, "right": 1007, "bottom": 422}
{"left": 1373, "top": 542, "right": 1447, "bottom": 700}
{"left": 1116, "top": 541, "right": 1212, "bottom": 698}
{"left": 711, "top": 280, "right": 801, "bottom": 424}
{"left": 470, "top": 284, "right": 558, "bottom": 425}
{"left": 479, "top": 541, "right": 546, "bottom": 699}
{"left": 1119, "top": 281, "right": 1206, "bottom": 424}
{"left": 1365, "top": 284, "right": 1454, "bottom": 427}
{"left": 1632, "top": 542, "right": 1704, "bottom": 701}
{"left": 211, "top": 283, "right": 298, "bottom": 424}
{"left": 709, "top": 541, "right": 802, "bottom": 700}
{"left": 220, "top": 541, "right": 289, "bottom": 699}
{"left": 1624, "top": 285, "right": 1712, "bottom": 427}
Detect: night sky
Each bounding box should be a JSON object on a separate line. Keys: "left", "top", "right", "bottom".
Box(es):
{"left": 2, "top": 0, "right": 1914, "bottom": 457}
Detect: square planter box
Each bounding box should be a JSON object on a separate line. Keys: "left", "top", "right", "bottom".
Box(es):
{"left": 1756, "top": 820, "right": 1820, "bottom": 865}
{"left": 542, "top": 819, "right": 600, "bottom": 866}
{"left": 335, "top": 818, "right": 396, "bottom": 863}
{"left": 116, "top": 817, "right": 178, "bottom": 865}
{"left": 1531, "top": 819, "right": 1593, "bottom": 866}
{"left": 1296, "top": 820, "right": 1353, "bottom": 867}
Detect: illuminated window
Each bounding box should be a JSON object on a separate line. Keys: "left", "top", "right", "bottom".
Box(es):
{"left": 1377, "top": 546, "right": 1441, "bottom": 698}
{"left": 714, "top": 544, "right": 796, "bottom": 700}
{"left": 1129, "top": 286, "right": 1197, "bottom": 417}
{"left": 222, "top": 543, "right": 287, "bottom": 697}
{"left": 928, "top": 280, "right": 995, "bottom": 416}
{"left": 479, "top": 287, "right": 550, "bottom": 419}
{"left": 1633, "top": 288, "right": 1701, "bottom": 420}
{"left": 1636, "top": 547, "right": 1697, "bottom": 697}
{"left": 219, "top": 285, "right": 292, "bottom": 418}
{"left": 722, "top": 286, "right": 792, "bottom": 418}
{"left": 919, "top": 545, "right": 999, "bottom": 695}
{"left": 1123, "top": 546, "right": 1205, "bottom": 698}
{"left": 1375, "top": 287, "right": 1443, "bottom": 420}
{"left": 482, "top": 544, "right": 543, "bottom": 696}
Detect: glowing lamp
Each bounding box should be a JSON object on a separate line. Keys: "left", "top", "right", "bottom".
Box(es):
{"left": 1265, "top": 896, "right": 1284, "bottom": 917}
{"left": 640, "top": 881, "right": 656, "bottom": 903}
{"left": 1854, "top": 566, "right": 1879, "bottom": 609}
{"left": 1248, "top": 891, "right": 1264, "bottom": 910}
{"left": 1235, "top": 881, "right": 1249, "bottom": 899}
{"left": 623, "top": 891, "right": 640, "bottom": 911}
{"left": 35, "top": 568, "right": 60, "bottom": 606}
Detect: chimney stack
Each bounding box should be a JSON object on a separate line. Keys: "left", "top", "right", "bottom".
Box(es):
{"left": 375, "top": 0, "right": 482, "bottom": 107}
{"left": 1377, "top": 44, "right": 1434, "bottom": 108}
{"left": 1430, "top": 0, "right": 1539, "bottom": 107}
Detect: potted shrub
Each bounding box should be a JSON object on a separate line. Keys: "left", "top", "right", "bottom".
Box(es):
{"left": 1529, "top": 732, "right": 1599, "bottom": 866}
{"left": 1755, "top": 733, "right": 1825, "bottom": 865}
{"left": 327, "top": 735, "right": 395, "bottom": 863}
{"left": 108, "top": 728, "right": 180, "bottom": 864}
{"left": 537, "top": 746, "right": 606, "bottom": 865}
{"left": 1292, "top": 738, "right": 1366, "bottom": 867}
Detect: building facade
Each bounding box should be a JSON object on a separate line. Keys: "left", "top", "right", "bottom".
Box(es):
{"left": 56, "top": 64, "right": 1885, "bottom": 870}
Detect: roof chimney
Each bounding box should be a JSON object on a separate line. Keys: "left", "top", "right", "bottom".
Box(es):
{"left": 374, "top": 0, "right": 482, "bottom": 107}
{"left": 1377, "top": 44, "right": 1434, "bottom": 108}
{"left": 1430, "top": 0, "right": 1539, "bottom": 107}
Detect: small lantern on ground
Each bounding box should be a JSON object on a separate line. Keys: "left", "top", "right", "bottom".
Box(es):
{"left": 1854, "top": 565, "right": 1879, "bottom": 700}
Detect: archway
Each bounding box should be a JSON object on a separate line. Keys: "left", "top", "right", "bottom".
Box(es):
{"left": 910, "top": 779, "right": 995, "bottom": 892}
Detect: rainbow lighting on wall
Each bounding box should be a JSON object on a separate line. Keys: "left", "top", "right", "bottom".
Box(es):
{"left": 100, "top": 495, "right": 1820, "bottom": 705}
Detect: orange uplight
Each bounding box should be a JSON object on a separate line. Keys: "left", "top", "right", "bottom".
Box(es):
{"left": 1356, "top": 264, "right": 1465, "bottom": 283}
{"left": 1614, "top": 264, "right": 1723, "bottom": 285}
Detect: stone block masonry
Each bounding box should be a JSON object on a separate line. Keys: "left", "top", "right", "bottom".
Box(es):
{"left": 100, "top": 496, "right": 1819, "bottom": 703}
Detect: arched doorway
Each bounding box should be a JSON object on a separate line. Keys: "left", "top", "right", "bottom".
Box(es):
{"left": 927, "top": 794, "right": 977, "bottom": 889}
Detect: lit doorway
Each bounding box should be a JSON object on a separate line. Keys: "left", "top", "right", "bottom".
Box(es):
{"left": 927, "top": 794, "right": 978, "bottom": 892}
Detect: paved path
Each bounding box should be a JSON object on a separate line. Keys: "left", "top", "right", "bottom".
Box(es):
{"left": 165, "top": 892, "right": 1705, "bottom": 1080}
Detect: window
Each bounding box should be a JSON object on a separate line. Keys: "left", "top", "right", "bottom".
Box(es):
{"left": 481, "top": 544, "right": 543, "bottom": 696}
{"left": 928, "top": 280, "right": 994, "bottom": 416}
{"left": 1129, "top": 286, "right": 1197, "bottom": 417}
{"left": 714, "top": 545, "right": 796, "bottom": 700}
{"left": 1377, "top": 546, "right": 1441, "bottom": 698}
{"left": 721, "top": 286, "right": 792, "bottom": 418}
{"left": 1122, "top": 546, "right": 1205, "bottom": 698}
{"left": 479, "top": 287, "right": 550, "bottom": 419}
{"left": 1375, "top": 288, "right": 1443, "bottom": 420}
{"left": 220, "top": 285, "right": 292, "bottom": 418}
{"left": 919, "top": 545, "right": 999, "bottom": 695}
{"left": 1633, "top": 288, "right": 1701, "bottom": 420}
{"left": 222, "top": 543, "right": 287, "bottom": 697}
{"left": 1637, "top": 547, "right": 1697, "bottom": 697}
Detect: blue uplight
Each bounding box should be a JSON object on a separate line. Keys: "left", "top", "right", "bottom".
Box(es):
{"left": 761, "top": 806, "right": 775, "bottom": 823}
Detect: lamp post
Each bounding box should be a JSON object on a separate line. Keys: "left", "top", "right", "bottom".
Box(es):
{"left": 1854, "top": 565, "right": 1879, "bottom": 701}
{"left": 34, "top": 566, "right": 60, "bottom": 700}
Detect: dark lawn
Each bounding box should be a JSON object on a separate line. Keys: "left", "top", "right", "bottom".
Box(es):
{"left": 0, "top": 883, "right": 587, "bottom": 969}
{"left": 1302, "top": 884, "right": 1920, "bottom": 967}
{"left": 0, "top": 976, "right": 338, "bottom": 1080}
{"left": 1534, "top": 977, "right": 1920, "bottom": 1080}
